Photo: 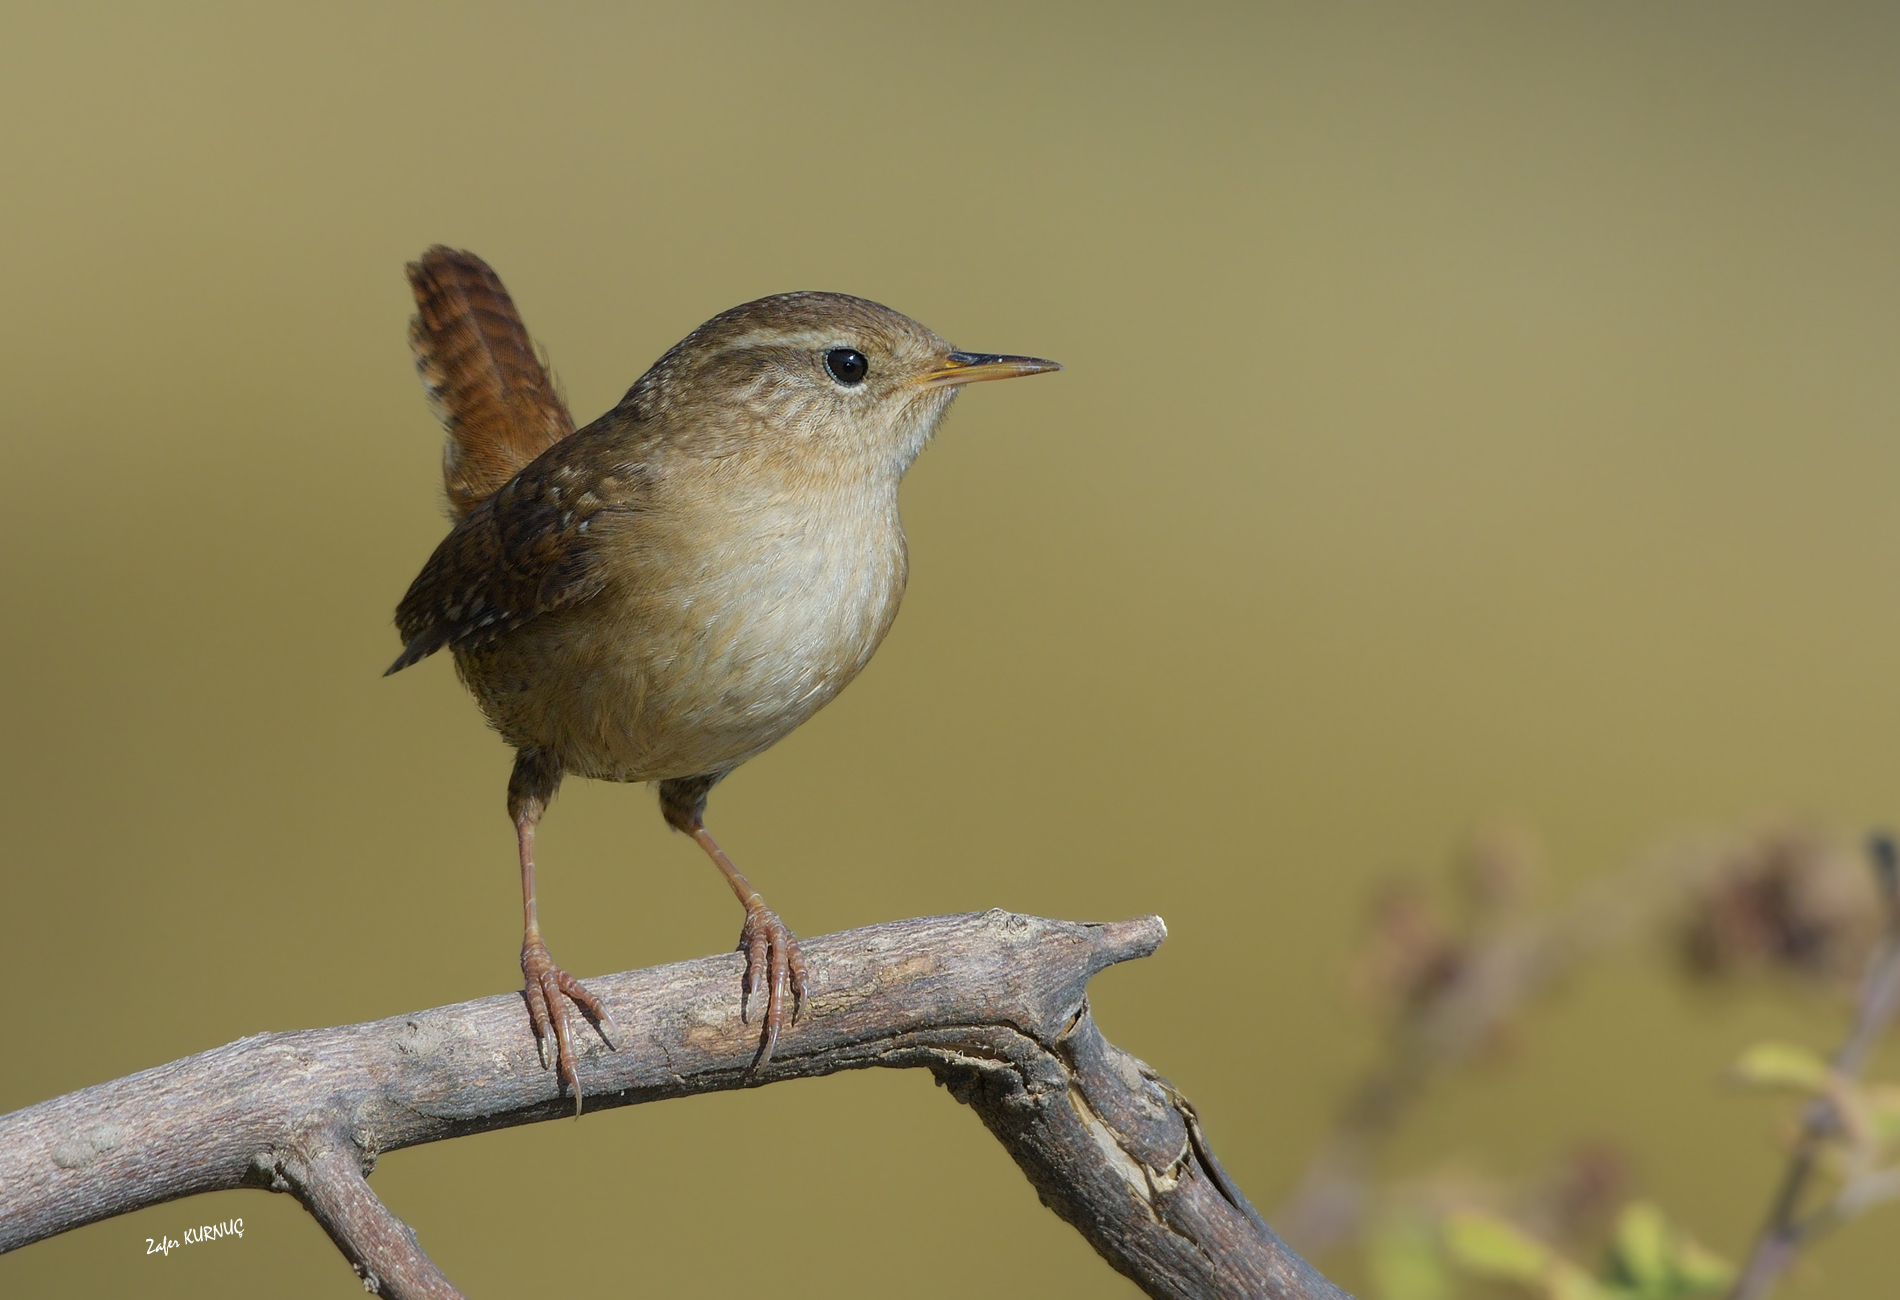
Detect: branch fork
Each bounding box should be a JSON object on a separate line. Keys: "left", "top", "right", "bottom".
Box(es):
{"left": 0, "top": 910, "right": 1348, "bottom": 1300}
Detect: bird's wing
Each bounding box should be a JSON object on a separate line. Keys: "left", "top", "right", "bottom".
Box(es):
{"left": 387, "top": 442, "right": 644, "bottom": 673}
{"left": 406, "top": 246, "right": 576, "bottom": 521}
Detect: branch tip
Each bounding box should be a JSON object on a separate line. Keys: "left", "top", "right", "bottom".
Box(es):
{"left": 1085, "top": 915, "right": 1168, "bottom": 975}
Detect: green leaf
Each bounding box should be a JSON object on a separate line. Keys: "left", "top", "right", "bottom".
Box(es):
{"left": 1731, "top": 1041, "right": 1831, "bottom": 1092}
{"left": 1443, "top": 1209, "right": 1551, "bottom": 1283}
{"left": 1552, "top": 1270, "right": 1629, "bottom": 1300}
{"left": 1613, "top": 1201, "right": 1671, "bottom": 1292}
{"left": 1605, "top": 1201, "right": 1735, "bottom": 1298}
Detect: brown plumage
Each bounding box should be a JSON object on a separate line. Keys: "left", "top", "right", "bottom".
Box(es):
{"left": 406, "top": 247, "right": 575, "bottom": 521}
{"left": 390, "top": 249, "right": 1059, "bottom": 1110}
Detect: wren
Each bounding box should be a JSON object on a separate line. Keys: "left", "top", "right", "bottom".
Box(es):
{"left": 388, "top": 248, "right": 1059, "bottom": 1109}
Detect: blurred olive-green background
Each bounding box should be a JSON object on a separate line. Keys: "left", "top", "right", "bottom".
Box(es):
{"left": 4, "top": 2, "right": 1899, "bottom": 1296}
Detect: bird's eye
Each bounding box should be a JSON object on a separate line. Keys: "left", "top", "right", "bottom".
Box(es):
{"left": 825, "top": 348, "right": 868, "bottom": 385}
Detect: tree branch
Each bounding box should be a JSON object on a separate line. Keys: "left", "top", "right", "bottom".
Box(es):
{"left": 288, "top": 1126, "right": 462, "bottom": 1299}
{"left": 0, "top": 910, "right": 1349, "bottom": 1300}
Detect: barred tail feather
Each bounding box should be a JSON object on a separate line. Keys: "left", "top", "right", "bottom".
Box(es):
{"left": 406, "top": 246, "right": 575, "bottom": 521}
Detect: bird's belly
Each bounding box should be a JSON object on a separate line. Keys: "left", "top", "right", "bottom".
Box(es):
{"left": 461, "top": 524, "right": 905, "bottom": 782}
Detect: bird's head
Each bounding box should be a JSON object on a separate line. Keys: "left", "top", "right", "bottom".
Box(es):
{"left": 624, "top": 291, "right": 1060, "bottom": 477}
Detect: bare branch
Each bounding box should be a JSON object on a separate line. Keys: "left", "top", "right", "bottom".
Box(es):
{"left": 0, "top": 910, "right": 1349, "bottom": 1300}
{"left": 287, "top": 1127, "right": 462, "bottom": 1299}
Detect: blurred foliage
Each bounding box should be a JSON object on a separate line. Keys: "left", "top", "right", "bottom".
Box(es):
{"left": 1372, "top": 1199, "right": 1733, "bottom": 1300}
{"left": 1282, "top": 821, "right": 1900, "bottom": 1300}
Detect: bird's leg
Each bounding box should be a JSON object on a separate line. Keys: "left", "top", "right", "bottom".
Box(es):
{"left": 659, "top": 774, "right": 809, "bottom": 1067}
{"left": 511, "top": 750, "right": 617, "bottom": 1114}
{"left": 693, "top": 824, "right": 811, "bottom": 1055}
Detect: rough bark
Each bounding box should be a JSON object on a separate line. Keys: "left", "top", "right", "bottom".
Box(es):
{"left": 0, "top": 910, "right": 1350, "bottom": 1300}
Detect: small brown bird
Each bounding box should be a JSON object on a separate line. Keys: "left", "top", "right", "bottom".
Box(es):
{"left": 390, "top": 248, "right": 1059, "bottom": 1108}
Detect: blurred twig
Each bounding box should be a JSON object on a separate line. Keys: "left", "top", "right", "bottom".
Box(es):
{"left": 1277, "top": 828, "right": 1663, "bottom": 1253}
{"left": 1729, "top": 835, "right": 1900, "bottom": 1300}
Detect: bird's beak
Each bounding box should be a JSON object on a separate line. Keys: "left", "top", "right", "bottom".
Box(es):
{"left": 918, "top": 351, "right": 1063, "bottom": 389}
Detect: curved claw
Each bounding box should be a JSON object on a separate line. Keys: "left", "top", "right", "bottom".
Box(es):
{"left": 737, "top": 905, "right": 810, "bottom": 1070}
{"left": 521, "top": 937, "right": 617, "bottom": 1114}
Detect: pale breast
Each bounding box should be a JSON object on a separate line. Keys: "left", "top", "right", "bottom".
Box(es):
{"left": 458, "top": 478, "right": 909, "bottom": 783}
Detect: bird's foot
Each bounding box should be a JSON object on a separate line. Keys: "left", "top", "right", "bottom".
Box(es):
{"left": 737, "top": 904, "right": 809, "bottom": 1069}
{"left": 521, "top": 935, "right": 618, "bottom": 1113}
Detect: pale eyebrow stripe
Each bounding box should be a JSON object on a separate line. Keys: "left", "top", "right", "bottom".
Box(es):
{"left": 717, "top": 327, "right": 850, "bottom": 353}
